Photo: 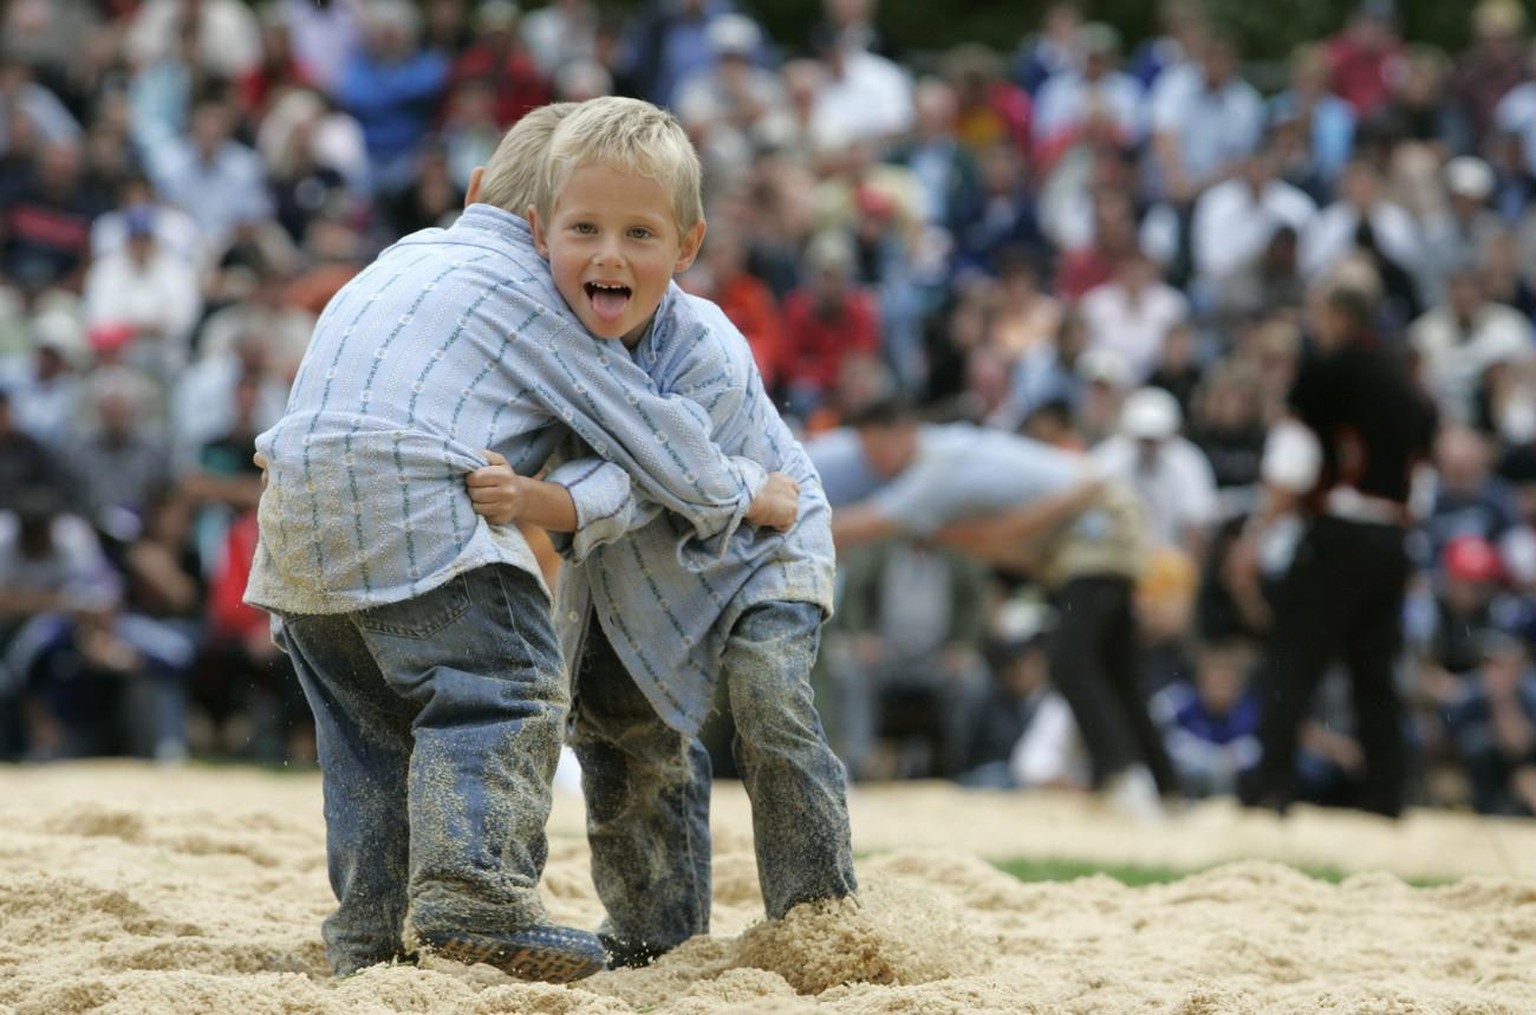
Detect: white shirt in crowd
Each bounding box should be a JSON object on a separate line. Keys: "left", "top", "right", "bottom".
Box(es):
{"left": 811, "top": 49, "right": 915, "bottom": 148}
{"left": 1092, "top": 433, "right": 1221, "bottom": 551}
{"left": 83, "top": 246, "right": 204, "bottom": 366}
{"left": 1009, "top": 691, "right": 1089, "bottom": 789}
{"left": 1301, "top": 199, "right": 1421, "bottom": 280}
{"left": 1148, "top": 64, "right": 1265, "bottom": 187}
{"left": 1032, "top": 69, "right": 1145, "bottom": 149}
{"left": 1078, "top": 280, "right": 1189, "bottom": 384}
{"left": 1408, "top": 302, "right": 1535, "bottom": 423}
{"left": 1191, "top": 177, "right": 1318, "bottom": 283}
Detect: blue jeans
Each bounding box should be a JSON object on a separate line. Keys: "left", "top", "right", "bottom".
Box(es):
{"left": 276, "top": 564, "right": 567, "bottom": 976}
{"left": 569, "top": 600, "right": 857, "bottom": 956}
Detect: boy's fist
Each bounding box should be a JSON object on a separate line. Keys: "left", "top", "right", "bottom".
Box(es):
{"left": 467, "top": 450, "right": 526, "bottom": 525}
{"left": 746, "top": 472, "right": 800, "bottom": 531}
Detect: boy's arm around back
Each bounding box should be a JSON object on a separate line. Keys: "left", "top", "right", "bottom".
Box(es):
{"left": 471, "top": 255, "right": 773, "bottom": 554}
{"left": 538, "top": 294, "right": 805, "bottom": 563}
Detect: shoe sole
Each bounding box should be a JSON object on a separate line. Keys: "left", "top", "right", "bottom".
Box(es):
{"left": 418, "top": 930, "right": 606, "bottom": 983}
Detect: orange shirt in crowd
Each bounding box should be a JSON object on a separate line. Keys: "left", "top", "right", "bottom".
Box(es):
{"left": 713, "top": 272, "right": 788, "bottom": 392}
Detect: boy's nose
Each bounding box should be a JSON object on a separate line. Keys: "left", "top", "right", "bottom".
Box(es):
{"left": 594, "top": 238, "right": 626, "bottom": 266}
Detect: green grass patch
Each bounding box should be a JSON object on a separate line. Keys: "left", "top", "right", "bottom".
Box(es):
{"left": 992, "top": 857, "right": 1449, "bottom": 888}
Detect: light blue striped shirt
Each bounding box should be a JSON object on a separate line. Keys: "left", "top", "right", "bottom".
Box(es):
{"left": 245, "top": 205, "right": 769, "bottom": 616}
{"left": 543, "top": 292, "right": 837, "bottom": 735}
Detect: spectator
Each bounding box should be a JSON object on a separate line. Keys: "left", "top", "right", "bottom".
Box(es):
{"left": 675, "top": 15, "right": 789, "bottom": 190}
{"left": 1452, "top": 0, "right": 1528, "bottom": 146}
{"left": 986, "top": 251, "right": 1062, "bottom": 371}
{"left": 1126, "top": 0, "right": 1208, "bottom": 89}
{"left": 1144, "top": 322, "right": 1203, "bottom": 424}
{"left": 1079, "top": 252, "right": 1189, "bottom": 385}
{"left": 261, "top": 99, "right": 360, "bottom": 245}
{"left": 0, "top": 56, "right": 83, "bottom": 155}
{"left": 449, "top": 1, "right": 550, "bottom": 130}
{"left": 956, "top": 598, "right": 1089, "bottom": 791}
{"left": 1267, "top": 44, "right": 1358, "bottom": 184}
{"left": 1031, "top": 23, "right": 1144, "bottom": 172}
{"left": 1053, "top": 187, "right": 1143, "bottom": 301}
{"left": 1420, "top": 425, "right": 1523, "bottom": 568}
{"left": 951, "top": 143, "right": 1044, "bottom": 279}
{"left": 1152, "top": 638, "right": 1262, "bottom": 798}
{"left": 1408, "top": 269, "right": 1533, "bottom": 425}
{"left": 1190, "top": 147, "right": 1318, "bottom": 306}
{"left": 1189, "top": 361, "right": 1269, "bottom": 514}
{"left": 1323, "top": 2, "right": 1404, "bottom": 120}
{"left": 1362, "top": 45, "right": 1472, "bottom": 160}
{"left": 943, "top": 44, "right": 1030, "bottom": 160}
{"left": 82, "top": 205, "right": 204, "bottom": 375}
{"left": 680, "top": 222, "right": 788, "bottom": 399}
{"left": 884, "top": 78, "right": 982, "bottom": 241}
{"left": 520, "top": 0, "right": 601, "bottom": 81}
{"left": 781, "top": 230, "right": 881, "bottom": 419}
{"left": 146, "top": 95, "right": 273, "bottom": 255}
{"left": 91, "top": 174, "right": 204, "bottom": 268}
{"left": 809, "top": 20, "right": 916, "bottom": 149}
{"left": 440, "top": 78, "right": 504, "bottom": 196}
{"left": 1301, "top": 159, "right": 1423, "bottom": 315}
{"left": 618, "top": 0, "right": 753, "bottom": 108}
{"left": 1011, "top": 1, "right": 1082, "bottom": 96}
{"left": 0, "top": 390, "right": 72, "bottom": 513}
{"left": 2, "top": 141, "right": 105, "bottom": 295}
{"left": 1092, "top": 385, "right": 1221, "bottom": 560}
{"left": 124, "top": 0, "right": 263, "bottom": 83}
{"left": 328, "top": 0, "right": 450, "bottom": 198}
{"left": 1442, "top": 631, "right": 1536, "bottom": 815}
{"left": 812, "top": 0, "right": 894, "bottom": 60}
{"left": 1, "top": 314, "right": 85, "bottom": 449}
{"left": 1420, "top": 157, "right": 1506, "bottom": 305}
{"left": 834, "top": 540, "right": 991, "bottom": 779}
{"left": 63, "top": 369, "right": 172, "bottom": 538}
{"left": 1146, "top": 34, "right": 1265, "bottom": 204}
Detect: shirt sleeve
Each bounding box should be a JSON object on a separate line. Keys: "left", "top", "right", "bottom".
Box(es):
{"left": 543, "top": 456, "right": 656, "bottom": 561}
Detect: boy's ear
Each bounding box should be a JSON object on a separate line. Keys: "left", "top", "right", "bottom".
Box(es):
{"left": 674, "top": 220, "right": 707, "bottom": 274}
{"left": 527, "top": 204, "right": 551, "bottom": 258}
{"left": 464, "top": 166, "right": 485, "bottom": 208}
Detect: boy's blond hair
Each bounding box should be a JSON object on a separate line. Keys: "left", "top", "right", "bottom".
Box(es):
{"left": 476, "top": 102, "right": 579, "bottom": 215}
{"left": 536, "top": 96, "right": 704, "bottom": 235}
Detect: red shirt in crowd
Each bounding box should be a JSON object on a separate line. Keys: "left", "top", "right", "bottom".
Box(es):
{"left": 449, "top": 46, "right": 552, "bottom": 127}
{"left": 1325, "top": 33, "right": 1404, "bottom": 119}
{"left": 781, "top": 287, "right": 881, "bottom": 395}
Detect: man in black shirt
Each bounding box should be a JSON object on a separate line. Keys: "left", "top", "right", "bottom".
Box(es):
{"left": 1236, "top": 285, "right": 1438, "bottom": 817}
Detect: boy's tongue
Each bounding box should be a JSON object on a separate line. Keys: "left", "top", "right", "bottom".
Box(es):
{"left": 590, "top": 287, "right": 629, "bottom": 323}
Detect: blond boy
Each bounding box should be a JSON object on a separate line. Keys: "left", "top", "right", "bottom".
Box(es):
{"left": 470, "top": 98, "right": 856, "bottom": 967}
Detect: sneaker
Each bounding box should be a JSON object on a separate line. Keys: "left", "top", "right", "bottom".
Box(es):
{"left": 417, "top": 924, "right": 607, "bottom": 982}
{"left": 1105, "top": 765, "right": 1165, "bottom": 824}
{"left": 598, "top": 931, "right": 671, "bottom": 970}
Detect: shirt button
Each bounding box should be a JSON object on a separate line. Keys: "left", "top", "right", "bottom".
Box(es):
{"left": 567, "top": 611, "right": 580, "bottom": 622}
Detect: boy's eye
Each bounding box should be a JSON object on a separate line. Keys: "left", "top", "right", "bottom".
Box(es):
{"left": 571, "top": 222, "right": 597, "bottom": 235}
{"left": 627, "top": 227, "right": 653, "bottom": 240}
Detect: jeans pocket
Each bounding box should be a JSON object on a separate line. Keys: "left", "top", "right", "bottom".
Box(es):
{"left": 356, "top": 573, "right": 473, "bottom": 639}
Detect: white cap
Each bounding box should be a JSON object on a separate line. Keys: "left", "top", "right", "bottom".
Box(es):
{"left": 1076, "top": 347, "right": 1130, "bottom": 388}
{"left": 1445, "top": 156, "right": 1495, "bottom": 200}
{"left": 1119, "top": 386, "right": 1182, "bottom": 440}
{"left": 708, "top": 14, "right": 761, "bottom": 56}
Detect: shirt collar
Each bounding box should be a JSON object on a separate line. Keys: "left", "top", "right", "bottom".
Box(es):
{"left": 455, "top": 203, "right": 536, "bottom": 247}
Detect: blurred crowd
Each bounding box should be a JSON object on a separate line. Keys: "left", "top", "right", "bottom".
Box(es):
{"left": 1, "top": 0, "right": 1535, "bottom": 818}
